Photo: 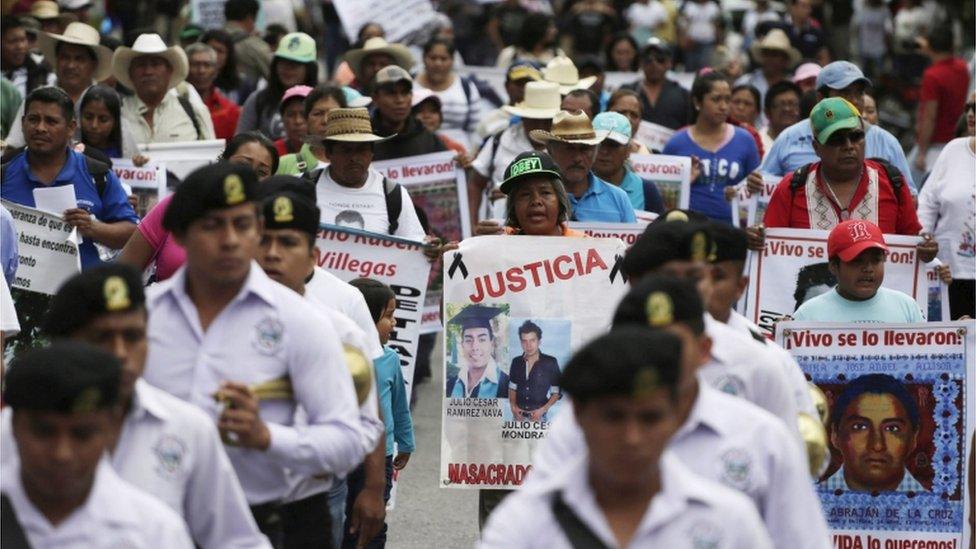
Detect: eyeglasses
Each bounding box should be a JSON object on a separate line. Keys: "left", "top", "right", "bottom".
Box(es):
{"left": 643, "top": 54, "right": 669, "bottom": 65}
{"left": 824, "top": 129, "right": 865, "bottom": 147}
{"left": 966, "top": 102, "right": 975, "bottom": 114}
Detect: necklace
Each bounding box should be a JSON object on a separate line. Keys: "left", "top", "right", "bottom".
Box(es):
{"left": 820, "top": 168, "right": 862, "bottom": 220}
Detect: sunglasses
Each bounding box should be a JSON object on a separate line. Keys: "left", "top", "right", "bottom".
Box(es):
{"left": 824, "top": 129, "right": 865, "bottom": 147}
{"left": 966, "top": 102, "right": 975, "bottom": 114}
{"left": 643, "top": 54, "right": 669, "bottom": 64}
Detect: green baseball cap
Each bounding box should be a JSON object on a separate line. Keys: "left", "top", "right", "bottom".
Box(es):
{"left": 275, "top": 32, "right": 316, "bottom": 64}
{"left": 810, "top": 97, "right": 862, "bottom": 145}
{"left": 499, "top": 151, "right": 562, "bottom": 195}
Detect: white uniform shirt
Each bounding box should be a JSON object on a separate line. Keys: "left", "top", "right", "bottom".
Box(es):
{"left": 315, "top": 168, "right": 426, "bottom": 240}
{"left": 143, "top": 263, "right": 365, "bottom": 505}
{"left": 305, "top": 267, "right": 383, "bottom": 359}
{"left": 0, "top": 459, "right": 193, "bottom": 548}
{"left": 526, "top": 384, "right": 830, "bottom": 549}
{"left": 482, "top": 451, "right": 773, "bottom": 549}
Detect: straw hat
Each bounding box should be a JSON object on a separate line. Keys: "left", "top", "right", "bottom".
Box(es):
{"left": 39, "top": 22, "right": 113, "bottom": 82}
{"left": 111, "top": 33, "right": 189, "bottom": 91}
{"left": 749, "top": 29, "right": 801, "bottom": 66}
{"left": 344, "top": 37, "right": 414, "bottom": 80}
{"left": 502, "top": 81, "right": 561, "bottom": 120}
{"left": 529, "top": 110, "right": 608, "bottom": 146}
{"left": 543, "top": 56, "right": 596, "bottom": 95}
{"left": 317, "top": 107, "right": 393, "bottom": 143}
{"left": 29, "top": 1, "right": 76, "bottom": 26}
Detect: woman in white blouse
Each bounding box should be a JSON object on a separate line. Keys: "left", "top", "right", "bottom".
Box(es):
{"left": 413, "top": 37, "right": 485, "bottom": 151}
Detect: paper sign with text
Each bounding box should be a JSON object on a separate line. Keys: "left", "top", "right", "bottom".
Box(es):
{"left": 634, "top": 120, "right": 675, "bottom": 153}
{"left": 2, "top": 200, "right": 80, "bottom": 295}
{"left": 112, "top": 158, "right": 167, "bottom": 218}
{"left": 735, "top": 173, "right": 781, "bottom": 228}
{"left": 137, "top": 139, "right": 225, "bottom": 180}
{"left": 628, "top": 154, "right": 691, "bottom": 212}
{"left": 567, "top": 221, "right": 647, "bottom": 247}
{"left": 332, "top": 0, "right": 436, "bottom": 43}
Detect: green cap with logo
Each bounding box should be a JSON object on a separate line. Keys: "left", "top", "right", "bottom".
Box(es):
{"left": 275, "top": 32, "right": 316, "bottom": 64}
{"left": 810, "top": 97, "right": 862, "bottom": 145}
{"left": 500, "top": 151, "right": 563, "bottom": 195}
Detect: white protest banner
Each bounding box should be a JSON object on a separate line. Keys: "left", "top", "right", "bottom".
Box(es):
{"left": 925, "top": 262, "right": 950, "bottom": 322}
{"left": 137, "top": 139, "right": 225, "bottom": 180}
{"left": 332, "top": 0, "right": 436, "bottom": 43}
{"left": 457, "top": 66, "right": 508, "bottom": 105}
{"left": 628, "top": 154, "right": 691, "bottom": 212}
{"left": 111, "top": 158, "right": 167, "bottom": 218}
{"left": 440, "top": 235, "right": 628, "bottom": 489}
{"left": 634, "top": 120, "right": 675, "bottom": 153}
{"left": 567, "top": 221, "right": 647, "bottom": 247}
{"left": 371, "top": 151, "right": 468, "bottom": 331}
{"left": 776, "top": 321, "right": 974, "bottom": 548}
{"left": 2, "top": 200, "right": 80, "bottom": 295}
{"left": 745, "top": 228, "right": 925, "bottom": 337}
{"left": 190, "top": 0, "right": 226, "bottom": 28}
{"left": 734, "top": 173, "right": 780, "bottom": 228}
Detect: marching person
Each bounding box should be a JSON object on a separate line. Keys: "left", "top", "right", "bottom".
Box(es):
{"left": 484, "top": 326, "right": 776, "bottom": 548}
{"left": 19, "top": 264, "right": 269, "bottom": 548}
{"left": 142, "top": 162, "right": 365, "bottom": 544}
{"left": 592, "top": 111, "right": 665, "bottom": 213}
{"left": 475, "top": 60, "right": 542, "bottom": 139}
{"left": 223, "top": 0, "right": 273, "bottom": 82}
{"left": 370, "top": 66, "right": 446, "bottom": 161}
{"left": 620, "top": 37, "right": 691, "bottom": 130}
{"left": 1, "top": 343, "right": 194, "bottom": 547}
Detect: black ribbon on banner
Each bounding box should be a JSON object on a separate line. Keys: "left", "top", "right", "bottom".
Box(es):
{"left": 448, "top": 253, "right": 468, "bottom": 279}
{"left": 609, "top": 254, "right": 627, "bottom": 284}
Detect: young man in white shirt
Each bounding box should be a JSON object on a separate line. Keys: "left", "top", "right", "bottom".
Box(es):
{"left": 1, "top": 343, "right": 193, "bottom": 548}
{"left": 143, "top": 162, "right": 365, "bottom": 544}
{"left": 482, "top": 326, "right": 774, "bottom": 548}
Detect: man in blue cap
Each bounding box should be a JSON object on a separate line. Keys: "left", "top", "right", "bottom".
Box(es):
{"left": 759, "top": 61, "right": 914, "bottom": 192}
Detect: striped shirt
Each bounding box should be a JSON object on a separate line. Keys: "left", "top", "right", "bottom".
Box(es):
{"left": 416, "top": 75, "right": 483, "bottom": 137}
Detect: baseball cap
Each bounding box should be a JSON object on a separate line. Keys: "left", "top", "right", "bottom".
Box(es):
{"left": 809, "top": 97, "right": 862, "bottom": 145}
{"left": 815, "top": 61, "right": 871, "bottom": 91}
{"left": 827, "top": 220, "right": 888, "bottom": 262}
{"left": 42, "top": 263, "right": 145, "bottom": 337}
{"left": 411, "top": 87, "right": 441, "bottom": 109}
{"left": 592, "top": 112, "right": 631, "bottom": 145}
{"left": 499, "top": 151, "right": 563, "bottom": 195}
{"left": 641, "top": 37, "right": 672, "bottom": 58}
{"left": 373, "top": 65, "right": 413, "bottom": 89}
{"left": 163, "top": 162, "right": 260, "bottom": 234}
{"left": 279, "top": 85, "right": 313, "bottom": 113}
{"left": 274, "top": 32, "right": 316, "bottom": 64}
{"left": 793, "top": 62, "right": 821, "bottom": 84}
{"left": 342, "top": 86, "right": 372, "bottom": 107}
{"left": 506, "top": 60, "right": 542, "bottom": 82}
{"left": 4, "top": 342, "right": 121, "bottom": 413}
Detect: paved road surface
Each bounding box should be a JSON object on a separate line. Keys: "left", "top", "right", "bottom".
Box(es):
{"left": 388, "top": 335, "right": 479, "bottom": 548}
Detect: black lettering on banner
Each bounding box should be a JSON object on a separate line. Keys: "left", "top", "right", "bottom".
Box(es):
{"left": 448, "top": 253, "right": 468, "bottom": 279}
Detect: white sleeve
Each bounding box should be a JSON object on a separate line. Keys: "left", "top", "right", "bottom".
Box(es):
{"left": 522, "top": 402, "right": 586, "bottom": 488}
{"left": 345, "top": 291, "right": 384, "bottom": 360}
{"left": 184, "top": 85, "right": 216, "bottom": 140}
{"left": 479, "top": 490, "right": 553, "bottom": 549}
{"left": 471, "top": 134, "right": 496, "bottom": 179}
{"left": 774, "top": 344, "right": 818, "bottom": 418}
{"left": 1, "top": 272, "right": 19, "bottom": 336}
{"left": 393, "top": 186, "right": 428, "bottom": 241}
{"left": 750, "top": 348, "right": 803, "bottom": 444}
{"left": 730, "top": 496, "right": 776, "bottom": 549}
{"left": 916, "top": 147, "right": 947, "bottom": 233}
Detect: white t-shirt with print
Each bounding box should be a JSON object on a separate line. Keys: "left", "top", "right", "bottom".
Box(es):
{"left": 315, "top": 168, "right": 426, "bottom": 240}
{"left": 682, "top": 0, "right": 720, "bottom": 44}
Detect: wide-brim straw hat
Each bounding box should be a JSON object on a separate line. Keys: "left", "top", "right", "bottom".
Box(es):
{"left": 312, "top": 107, "right": 394, "bottom": 143}
{"left": 112, "top": 33, "right": 189, "bottom": 91}
{"left": 39, "top": 22, "right": 113, "bottom": 82}
{"left": 344, "top": 37, "right": 414, "bottom": 80}
{"left": 502, "top": 81, "right": 561, "bottom": 120}
{"left": 749, "top": 29, "right": 801, "bottom": 67}
{"left": 530, "top": 110, "right": 608, "bottom": 146}
{"left": 29, "top": 1, "right": 76, "bottom": 27}
{"left": 543, "top": 55, "right": 596, "bottom": 95}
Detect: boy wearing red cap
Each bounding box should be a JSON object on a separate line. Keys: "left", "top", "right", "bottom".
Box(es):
{"left": 792, "top": 220, "right": 923, "bottom": 322}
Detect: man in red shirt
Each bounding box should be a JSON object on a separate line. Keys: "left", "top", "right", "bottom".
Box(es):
{"left": 911, "top": 27, "right": 971, "bottom": 184}
{"left": 185, "top": 42, "right": 240, "bottom": 140}
{"left": 750, "top": 97, "right": 937, "bottom": 262}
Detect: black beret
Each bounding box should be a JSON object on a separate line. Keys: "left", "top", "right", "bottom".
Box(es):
{"left": 4, "top": 342, "right": 121, "bottom": 412}
{"left": 261, "top": 190, "right": 320, "bottom": 239}
{"left": 42, "top": 263, "right": 145, "bottom": 337}
{"left": 258, "top": 175, "right": 316, "bottom": 202}
{"left": 623, "top": 219, "right": 714, "bottom": 278}
{"left": 162, "top": 162, "right": 259, "bottom": 234}
{"left": 708, "top": 221, "right": 748, "bottom": 263}
{"left": 613, "top": 274, "right": 705, "bottom": 335}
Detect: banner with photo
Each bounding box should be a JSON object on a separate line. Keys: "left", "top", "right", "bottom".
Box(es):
{"left": 111, "top": 159, "right": 167, "bottom": 218}
{"left": 926, "top": 261, "right": 951, "bottom": 322}
{"left": 315, "top": 224, "right": 431, "bottom": 401}
{"left": 776, "top": 321, "right": 974, "bottom": 548}
{"left": 628, "top": 154, "right": 691, "bottom": 213}
{"left": 634, "top": 120, "right": 675, "bottom": 153}
{"left": 440, "top": 235, "right": 628, "bottom": 489}
{"left": 734, "top": 173, "right": 781, "bottom": 228}
{"left": 137, "top": 139, "right": 225, "bottom": 180}
{"left": 2, "top": 200, "right": 80, "bottom": 295}
{"left": 745, "top": 228, "right": 925, "bottom": 337}
{"left": 372, "top": 151, "right": 469, "bottom": 332}
{"left": 567, "top": 221, "right": 647, "bottom": 247}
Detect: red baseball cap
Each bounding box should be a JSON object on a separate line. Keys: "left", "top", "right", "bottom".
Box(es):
{"left": 827, "top": 220, "right": 888, "bottom": 262}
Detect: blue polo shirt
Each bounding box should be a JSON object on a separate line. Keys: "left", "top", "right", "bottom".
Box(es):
{"left": 569, "top": 173, "right": 637, "bottom": 223}
{"left": 760, "top": 119, "right": 916, "bottom": 191}
{"left": 0, "top": 149, "right": 138, "bottom": 269}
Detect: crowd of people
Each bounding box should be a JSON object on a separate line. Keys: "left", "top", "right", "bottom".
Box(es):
{"left": 0, "top": 0, "right": 973, "bottom": 547}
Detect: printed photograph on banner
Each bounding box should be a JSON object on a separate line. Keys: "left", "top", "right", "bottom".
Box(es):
{"left": 777, "top": 322, "right": 974, "bottom": 547}
{"left": 926, "top": 263, "right": 949, "bottom": 322}
{"left": 444, "top": 303, "right": 511, "bottom": 400}
{"left": 629, "top": 154, "right": 691, "bottom": 211}
{"left": 111, "top": 159, "right": 166, "bottom": 218}
{"left": 502, "top": 318, "right": 570, "bottom": 424}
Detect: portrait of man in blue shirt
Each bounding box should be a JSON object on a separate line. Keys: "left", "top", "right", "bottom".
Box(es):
{"left": 507, "top": 320, "right": 561, "bottom": 422}
{"left": 446, "top": 305, "right": 510, "bottom": 399}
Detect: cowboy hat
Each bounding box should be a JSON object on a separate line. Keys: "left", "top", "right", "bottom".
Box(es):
{"left": 310, "top": 107, "right": 393, "bottom": 144}
{"left": 749, "top": 29, "right": 801, "bottom": 67}
{"left": 502, "top": 81, "right": 561, "bottom": 120}
{"left": 29, "top": 1, "right": 76, "bottom": 27}
{"left": 529, "top": 110, "right": 609, "bottom": 146}
{"left": 344, "top": 37, "right": 414, "bottom": 80}
{"left": 39, "top": 22, "right": 113, "bottom": 82}
{"left": 111, "top": 33, "right": 189, "bottom": 91}
{"left": 543, "top": 56, "right": 596, "bottom": 95}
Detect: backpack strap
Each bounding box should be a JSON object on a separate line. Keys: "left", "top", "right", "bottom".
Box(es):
{"left": 83, "top": 154, "right": 110, "bottom": 199}
{"left": 176, "top": 94, "right": 204, "bottom": 140}
{"left": 551, "top": 491, "right": 610, "bottom": 549}
{"left": 787, "top": 162, "right": 814, "bottom": 228}
{"left": 1, "top": 494, "right": 32, "bottom": 549}
{"left": 383, "top": 176, "right": 403, "bottom": 235}
{"left": 302, "top": 167, "right": 323, "bottom": 184}
{"left": 866, "top": 156, "right": 904, "bottom": 200}
{"left": 459, "top": 75, "right": 473, "bottom": 133}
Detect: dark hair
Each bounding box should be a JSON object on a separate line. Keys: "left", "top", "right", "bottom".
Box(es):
{"left": 334, "top": 210, "right": 365, "bottom": 226}
{"left": 264, "top": 23, "right": 289, "bottom": 50}
{"left": 303, "top": 84, "right": 347, "bottom": 118}
{"left": 517, "top": 320, "right": 542, "bottom": 340}
{"left": 516, "top": 13, "right": 554, "bottom": 53}
{"left": 690, "top": 70, "right": 730, "bottom": 119}
{"left": 564, "top": 88, "right": 599, "bottom": 115}
{"left": 764, "top": 80, "right": 802, "bottom": 113}
{"left": 357, "top": 22, "right": 384, "bottom": 43}
{"left": 608, "top": 88, "right": 642, "bottom": 116}
{"left": 830, "top": 374, "right": 920, "bottom": 432}
{"left": 201, "top": 29, "right": 241, "bottom": 91}
{"left": 799, "top": 88, "right": 818, "bottom": 119}
{"left": 574, "top": 54, "right": 604, "bottom": 76}
{"left": 927, "top": 25, "right": 953, "bottom": 53}
{"left": 423, "top": 37, "right": 456, "bottom": 57}
{"left": 24, "top": 86, "right": 75, "bottom": 122}
{"left": 1, "top": 16, "right": 25, "bottom": 35}
{"left": 731, "top": 84, "right": 760, "bottom": 111}
{"left": 220, "top": 131, "right": 280, "bottom": 174}
{"left": 224, "top": 0, "right": 260, "bottom": 21}
{"left": 561, "top": 327, "right": 682, "bottom": 406}
{"left": 605, "top": 32, "right": 640, "bottom": 72}
{"left": 349, "top": 278, "right": 395, "bottom": 323}
{"left": 256, "top": 57, "right": 319, "bottom": 125}
{"left": 793, "top": 262, "right": 836, "bottom": 311}
{"left": 55, "top": 41, "right": 98, "bottom": 63}
{"left": 79, "top": 85, "right": 123, "bottom": 153}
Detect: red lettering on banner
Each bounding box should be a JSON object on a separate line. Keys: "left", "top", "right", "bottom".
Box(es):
{"left": 882, "top": 329, "right": 959, "bottom": 346}
{"left": 446, "top": 463, "right": 530, "bottom": 486}
{"left": 467, "top": 249, "right": 610, "bottom": 303}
